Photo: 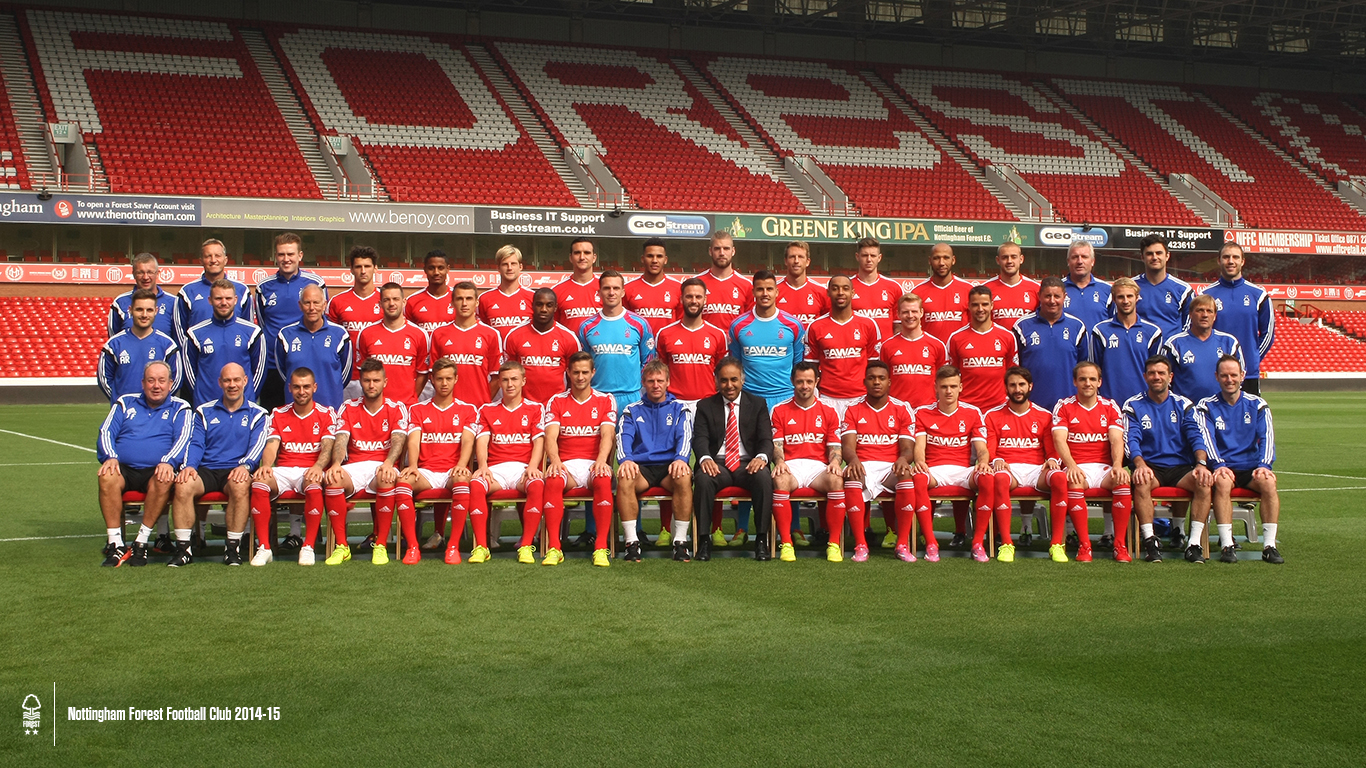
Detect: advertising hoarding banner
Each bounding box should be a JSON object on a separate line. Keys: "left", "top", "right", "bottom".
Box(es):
{"left": 0, "top": 193, "right": 200, "bottom": 225}
{"left": 1224, "top": 228, "right": 1366, "bottom": 255}
{"left": 720, "top": 214, "right": 1032, "bottom": 246}
{"left": 203, "top": 198, "right": 475, "bottom": 233}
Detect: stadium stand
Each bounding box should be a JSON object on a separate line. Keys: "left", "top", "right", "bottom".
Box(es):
{"left": 1051, "top": 77, "right": 1365, "bottom": 231}
{"left": 1261, "top": 314, "right": 1366, "bottom": 373}
{"left": 1204, "top": 87, "right": 1366, "bottom": 186}
{"left": 0, "top": 74, "right": 29, "bottom": 190}
{"left": 0, "top": 296, "right": 105, "bottom": 378}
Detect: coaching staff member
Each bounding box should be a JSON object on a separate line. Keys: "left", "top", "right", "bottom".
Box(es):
{"left": 692, "top": 357, "right": 775, "bottom": 561}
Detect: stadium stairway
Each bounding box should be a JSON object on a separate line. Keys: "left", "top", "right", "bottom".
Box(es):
{"left": 0, "top": 12, "right": 48, "bottom": 188}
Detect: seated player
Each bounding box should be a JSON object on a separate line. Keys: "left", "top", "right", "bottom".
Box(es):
{"left": 1193, "top": 355, "right": 1284, "bottom": 564}
{"left": 692, "top": 358, "right": 774, "bottom": 561}
{"left": 839, "top": 361, "right": 916, "bottom": 563}
{"left": 401, "top": 359, "right": 478, "bottom": 565}
{"left": 469, "top": 361, "right": 546, "bottom": 565}
{"left": 983, "top": 367, "right": 1064, "bottom": 563}
{"left": 167, "top": 363, "right": 269, "bottom": 566}
{"left": 771, "top": 362, "right": 846, "bottom": 563}
{"left": 1051, "top": 361, "right": 1133, "bottom": 563}
{"left": 96, "top": 361, "right": 193, "bottom": 567}
{"left": 98, "top": 287, "right": 181, "bottom": 403}
{"left": 911, "top": 366, "right": 990, "bottom": 563}
{"left": 617, "top": 361, "right": 695, "bottom": 563}
{"left": 543, "top": 352, "right": 618, "bottom": 567}
{"left": 323, "top": 358, "right": 417, "bottom": 566}
{"left": 249, "top": 367, "right": 336, "bottom": 566}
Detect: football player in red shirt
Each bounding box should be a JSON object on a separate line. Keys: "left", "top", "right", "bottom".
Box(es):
{"left": 323, "top": 358, "right": 417, "bottom": 566}
{"left": 401, "top": 359, "right": 478, "bottom": 564}
{"left": 696, "top": 229, "right": 753, "bottom": 332}
{"left": 249, "top": 367, "right": 336, "bottom": 566}
{"left": 326, "top": 245, "right": 382, "bottom": 399}
{"left": 805, "top": 275, "right": 880, "bottom": 422}
{"left": 553, "top": 238, "right": 602, "bottom": 333}
{"left": 405, "top": 249, "right": 456, "bottom": 335}
{"left": 430, "top": 281, "right": 503, "bottom": 406}
{"left": 839, "top": 361, "right": 916, "bottom": 563}
{"left": 878, "top": 293, "right": 947, "bottom": 409}
{"left": 850, "top": 237, "right": 904, "bottom": 341}
{"left": 469, "top": 361, "right": 546, "bottom": 565}
{"left": 624, "top": 237, "right": 682, "bottom": 334}
{"left": 356, "top": 282, "right": 431, "bottom": 405}
{"left": 911, "top": 366, "right": 990, "bottom": 562}
{"left": 654, "top": 278, "right": 728, "bottom": 407}
{"left": 946, "top": 285, "right": 1019, "bottom": 411}
{"left": 542, "top": 351, "right": 617, "bottom": 567}
{"left": 776, "top": 240, "right": 829, "bottom": 326}
{"left": 771, "top": 362, "right": 845, "bottom": 562}
{"left": 503, "top": 288, "right": 581, "bottom": 404}
{"left": 478, "top": 244, "right": 535, "bottom": 341}
{"left": 983, "top": 367, "right": 1064, "bottom": 563}
{"left": 1052, "top": 361, "right": 1133, "bottom": 563}
{"left": 911, "top": 243, "right": 972, "bottom": 342}
{"left": 981, "top": 241, "right": 1040, "bottom": 331}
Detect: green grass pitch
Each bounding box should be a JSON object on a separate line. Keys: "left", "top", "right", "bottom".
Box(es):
{"left": 2, "top": 393, "right": 1364, "bottom": 766}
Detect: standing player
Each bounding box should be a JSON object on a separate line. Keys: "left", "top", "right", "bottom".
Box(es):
{"left": 430, "top": 281, "right": 503, "bottom": 406}
{"left": 256, "top": 233, "right": 327, "bottom": 409}
{"left": 1090, "top": 277, "right": 1164, "bottom": 407}
{"left": 878, "top": 293, "right": 947, "bottom": 409}
{"left": 655, "top": 278, "right": 728, "bottom": 406}
{"left": 478, "top": 245, "right": 535, "bottom": 341}
{"left": 771, "top": 362, "right": 846, "bottom": 562}
{"left": 1062, "top": 240, "right": 1112, "bottom": 330}
{"left": 805, "top": 276, "right": 880, "bottom": 422}
{"left": 468, "top": 361, "right": 546, "bottom": 565}
{"left": 910, "top": 366, "right": 990, "bottom": 562}
{"left": 577, "top": 271, "right": 655, "bottom": 413}
{"left": 983, "top": 367, "right": 1065, "bottom": 562}
{"left": 1133, "top": 234, "right": 1193, "bottom": 340}
{"left": 175, "top": 239, "right": 252, "bottom": 346}
{"left": 696, "top": 230, "right": 753, "bottom": 332}
{"left": 543, "top": 352, "right": 618, "bottom": 566}
{"left": 1013, "top": 277, "right": 1088, "bottom": 413}
{"left": 405, "top": 249, "right": 457, "bottom": 335}
{"left": 982, "top": 241, "right": 1040, "bottom": 331}
{"left": 249, "top": 367, "right": 336, "bottom": 567}
{"left": 326, "top": 245, "right": 382, "bottom": 400}
{"left": 184, "top": 280, "right": 266, "bottom": 407}
{"left": 730, "top": 270, "right": 803, "bottom": 410}
{"left": 776, "top": 240, "right": 829, "bottom": 326}
{"left": 912, "top": 243, "right": 972, "bottom": 342}
{"left": 99, "top": 288, "right": 181, "bottom": 402}
{"left": 840, "top": 361, "right": 917, "bottom": 563}
{"left": 1164, "top": 295, "right": 1243, "bottom": 403}
{"left": 616, "top": 361, "right": 695, "bottom": 563}
{"left": 623, "top": 237, "right": 682, "bottom": 334}
{"left": 1200, "top": 242, "right": 1273, "bottom": 395}
{"left": 1051, "top": 361, "right": 1133, "bottom": 563}
{"left": 356, "top": 282, "right": 431, "bottom": 406}
{"left": 274, "top": 284, "right": 351, "bottom": 410}
{"left": 946, "top": 285, "right": 1019, "bottom": 411}
{"left": 109, "top": 252, "right": 176, "bottom": 338}
{"left": 323, "top": 358, "right": 417, "bottom": 566}
{"left": 553, "top": 238, "right": 602, "bottom": 333}
{"left": 849, "top": 237, "right": 903, "bottom": 340}
{"left": 503, "top": 288, "right": 580, "bottom": 404}
{"left": 401, "top": 359, "right": 478, "bottom": 564}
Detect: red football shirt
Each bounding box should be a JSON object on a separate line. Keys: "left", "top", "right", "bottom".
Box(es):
{"left": 475, "top": 399, "right": 544, "bottom": 466}
{"left": 982, "top": 276, "right": 1040, "bottom": 331}
{"left": 840, "top": 397, "right": 916, "bottom": 463}
{"left": 430, "top": 322, "right": 503, "bottom": 407}
{"left": 983, "top": 402, "right": 1057, "bottom": 465}
{"left": 409, "top": 399, "right": 479, "bottom": 472}
{"left": 478, "top": 285, "right": 535, "bottom": 341}
{"left": 851, "top": 274, "right": 904, "bottom": 341}
{"left": 544, "top": 390, "right": 617, "bottom": 462}
{"left": 503, "top": 323, "right": 580, "bottom": 405}
{"left": 771, "top": 398, "right": 841, "bottom": 464}
{"left": 553, "top": 276, "right": 602, "bottom": 333}
{"left": 914, "top": 403, "right": 986, "bottom": 467}
{"left": 404, "top": 288, "right": 456, "bottom": 335}
{"left": 696, "top": 270, "right": 753, "bottom": 332}
{"left": 911, "top": 277, "right": 973, "bottom": 342}
{"left": 804, "top": 314, "right": 880, "bottom": 400}
{"left": 1051, "top": 397, "right": 1123, "bottom": 466}
{"left": 326, "top": 288, "right": 381, "bottom": 374}
{"left": 355, "top": 321, "right": 431, "bottom": 405}
{"left": 654, "top": 320, "right": 728, "bottom": 402}
{"left": 333, "top": 398, "right": 410, "bottom": 463}
{"left": 776, "top": 277, "right": 830, "bottom": 327}
{"left": 877, "top": 331, "right": 948, "bottom": 408}
{"left": 266, "top": 403, "right": 337, "bottom": 468}
{"left": 946, "top": 325, "right": 1019, "bottom": 411}
{"left": 623, "top": 275, "right": 682, "bottom": 334}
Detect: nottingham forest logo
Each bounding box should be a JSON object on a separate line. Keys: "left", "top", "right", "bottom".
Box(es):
{"left": 22, "top": 693, "right": 40, "bottom": 735}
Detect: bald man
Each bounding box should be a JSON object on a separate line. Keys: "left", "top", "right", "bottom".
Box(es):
{"left": 275, "top": 284, "right": 352, "bottom": 410}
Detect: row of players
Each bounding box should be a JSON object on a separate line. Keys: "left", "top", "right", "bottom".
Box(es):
{"left": 95, "top": 333, "right": 1282, "bottom": 568}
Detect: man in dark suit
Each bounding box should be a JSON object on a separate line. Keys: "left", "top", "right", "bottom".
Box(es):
{"left": 692, "top": 356, "right": 775, "bottom": 561}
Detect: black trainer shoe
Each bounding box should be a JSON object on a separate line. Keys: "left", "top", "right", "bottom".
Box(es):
{"left": 102, "top": 544, "right": 129, "bottom": 567}
{"left": 1219, "top": 545, "right": 1238, "bottom": 563}
{"left": 279, "top": 534, "right": 304, "bottom": 552}
{"left": 624, "top": 541, "right": 642, "bottom": 562}
{"left": 126, "top": 541, "right": 149, "bottom": 567}
{"left": 1184, "top": 544, "right": 1205, "bottom": 563}
{"left": 1261, "top": 545, "right": 1285, "bottom": 564}
{"left": 167, "top": 542, "right": 193, "bottom": 568}
{"left": 696, "top": 538, "right": 711, "bottom": 562}
{"left": 1142, "top": 537, "right": 1163, "bottom": 563}
{"left": 1018, "top": 532, "right": 1033, "bottom": 547}
{"left": 672, "top": 541, "right": 692, "bottom": 562}
{"left": 224, "top": 539, "right": 244, "bottom": 566}
{"left": 1065, "top": 532, "right": 1080, "bottom": 549}
{"left": 948, "top": 533, "right": 967, "bottom": 549}
{"left": 355, "top": 534, "right": 375, "bottom": 554}
{"left": 572, "top": 530, "right": 594, "bottom": 549}
{"left": 1169, "top": 530, "right": 1187, "bottom": 551}
{"left": 151, "top": 533, "right": 175, "bottom": 554}
{"left": 190, "top": 530, "right": 207, "bottom": 554}
{"left": 1099, "top": 534, "right": 1115, "bottom": 550}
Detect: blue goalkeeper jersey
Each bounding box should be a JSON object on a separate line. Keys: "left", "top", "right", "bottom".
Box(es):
{"left": 1164, "top": 329, "right": 1243, "bottom": 404}
{"left": 274, "top": 319, "right": 352, "bottom": 410}
{"left": 97, "top": 393, "right": 194, "bottom": 469}
{"left": 1193, "top": 392, "right": 1275, "bottom": 471}
{"left": 1201, "top": 275, "right": 1274, "bottom": 377}
{"left": 1062, "top": 275, "right": 1113, "bottom": 329}
{"left": 185, "top": 399, "right": 270, "bottom": 471}
{"left": 578, "top": 310, "right": 655, "bottom": 406}
{"left": 98, "top": 329, "right": 181, "bottom": 402}
{"left": 1013, "top": 311, "right": 1088, "bottom": 413}
{"left": 729, "top": 310, "right": 803, "bottom": 408}
{"left": 184, "top": 315, "right": 267, "bottom": 406}
{"left": 1090, "top": 317, "right": 1164, "bottom": 406}
{"left": 107, "top": 286, "right": 176, "bottom": 338}
{"left": 1121, "top": 391, "right": 1205, "bottom": 468}
{"left": 175, "top": 273, "right": 253, "bottom": 345}
{"left": 255, "top": 269, "right": 327, "bottom": 370}
{"left": 1134, "top": 272, "right": 1193, "bottom": 340}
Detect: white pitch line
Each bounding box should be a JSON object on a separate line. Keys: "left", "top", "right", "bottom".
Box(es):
{"left": 0, "top": 428, "right": 96, "bottom": 453}
{"left": 1281, "top": 486, "right": 1366, "bottom": 493}
{"left": 1278, "top": 470, "right": 1366, "bottom": 480}
{"left": 0, "top": 534, "right": 104, "bottom": 542}
{"left": 0, "top": 461, "right": 96, "bottom": 467}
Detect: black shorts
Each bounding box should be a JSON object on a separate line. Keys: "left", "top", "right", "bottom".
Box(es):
{"left": 1241, "top": 378, "right": 1261, "bottom": 396}
{"left": 638, "top": 463, "right": 675, "bottom": 489}
{"left": 1150, "top": 464, "right": 1195, "bottom": 488}
{"left": 196, "top": 467, "right": 237, "bottom": 495}
{"left": 1230, "top": 468, "right": 1258, "bottom": 491}
{"left": 120, "top": 464, "right": 157, "bottom": 493}
{"left": 259, "top": 369, "right": 287, "bottom": 409}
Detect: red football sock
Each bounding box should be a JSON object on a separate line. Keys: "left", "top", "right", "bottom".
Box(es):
{"left": 469, "top": 480, "right": 489, "bottom": 548}
{"left": 303, "top": 484, "right": 323, "bottom": 548}
{"left": 433, "top": 503, "right": 449, "bottom": 540}
{"left": 592, "top": 475, "right": 613, "bottom": 550}
{"left": 952, "top": 500, "right": 968, "bottom": 535}
{"left": 972, "top": 477, "right": 994, "bottom": 547}
{"left": 894, "top": 480, "right": 916, "bottom": 547}
{"left": 1111, "top": 485, "right": 1132, "bottom": 549}
{"left": 661, "top": 500, "right": 673, "bottom": 535}
{"left": 544, "top": 474, "right": 566, "bottom": 551}
{"left": 250, "top": 483, "right": 273, "bottom": 550}
{"left": 1048, "top": 471, "right": 1069, "bottom": 545}
{"left": 1069, "top": 490, "right": 1088, "bottom": 546}
{"left": 374, "top": 489, "right": 396, "bottom": 549}
{"left": 324, "top": 488, "right": 348, "bottom": 544}
{"left": 825, "top": 491, "right": 846, "bottom": 545}
{"left": 882, "top": 495, "right": 897, "bottom": 543}
{"left": 845, "top": 483, "right": 867, "bottom": 547}
{"left": 773, "top": 491, "right": 792, "bottom": 545}
{"left": 518, "top": 478, "right": 544, "bottom": 548}
{"left": 912, "top": 473, "right": 933, "bottom": 549}
{"left": 993, "top": 472, "right": 1013, "bottom": 546}
{"left": 395, "top": 483, "right": 417, "bottom": 551}
{"left": 711, "top": 502, "right": 723, "bottom": 534}
{"left": 449, "top": 482, "right": 470, "bottom": 547}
